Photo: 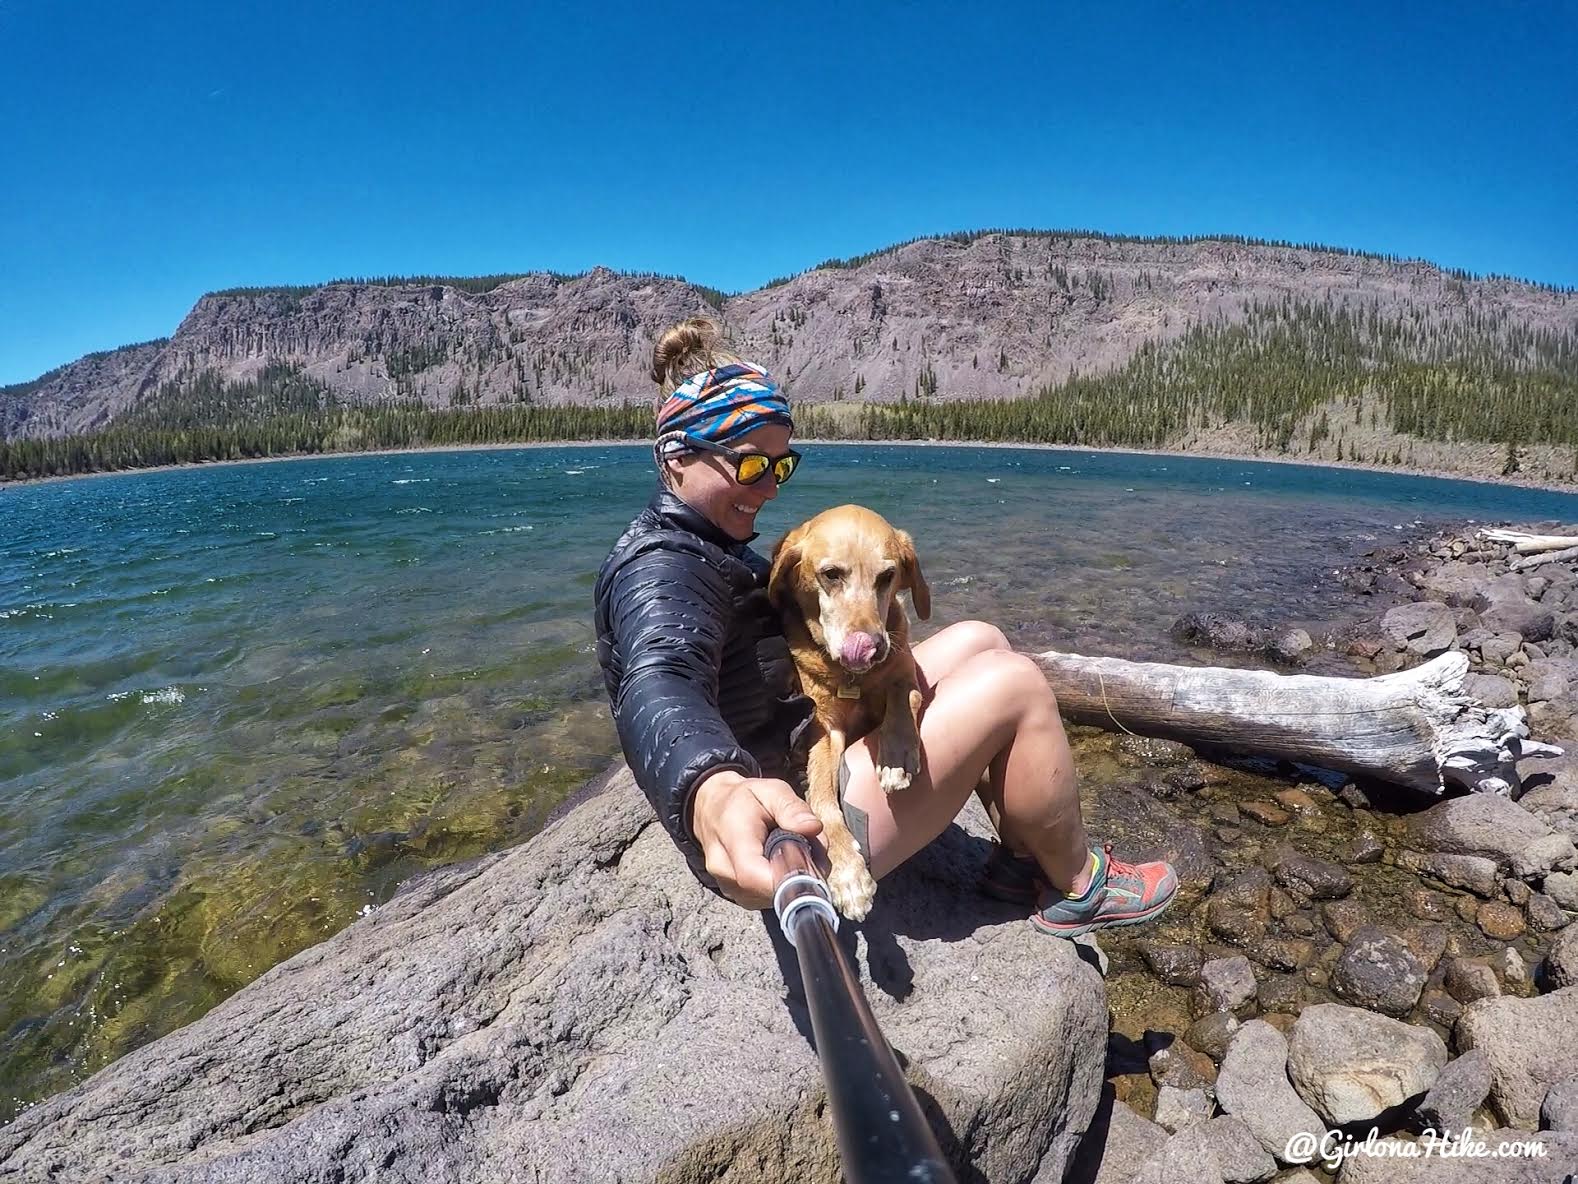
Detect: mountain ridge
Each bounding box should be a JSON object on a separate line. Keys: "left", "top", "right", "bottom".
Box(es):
{"left": 4, "top": 230, "right": 1574, "bottom": 482}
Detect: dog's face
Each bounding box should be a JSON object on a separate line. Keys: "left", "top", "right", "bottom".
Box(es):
{"left": 769, "top": 504, "right": 931, "bottom": 674}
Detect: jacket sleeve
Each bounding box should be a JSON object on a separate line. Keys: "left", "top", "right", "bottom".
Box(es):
{"left": 602, "top": 544, "right": 761, "bottom": 862}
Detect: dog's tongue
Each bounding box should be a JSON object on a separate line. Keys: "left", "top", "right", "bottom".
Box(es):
{"left": 840, "top": 632, "right": 878, "bottom": 668}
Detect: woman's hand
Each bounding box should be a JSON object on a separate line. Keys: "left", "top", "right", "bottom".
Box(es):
{"left": 690, "top": 770, "right": 822, "bottom": 909}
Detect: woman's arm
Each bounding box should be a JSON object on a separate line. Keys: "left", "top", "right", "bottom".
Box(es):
{"left": 601, "top": 544, "right": 821, "bottom": 904}
{"left": 602, "top": 545, "right": 760, "bottom": 852}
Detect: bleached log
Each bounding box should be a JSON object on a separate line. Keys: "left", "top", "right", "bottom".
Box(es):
{"left": 1479, "top": 529, "right": 1578, "bottom": 554}
{"left": 1510, "top": 545, "right": 1578, "bottom": 571}
{"left": 1032, "top": 649, "right": 1563, "bottom": 797}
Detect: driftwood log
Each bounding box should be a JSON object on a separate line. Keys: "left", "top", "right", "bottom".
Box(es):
{"left": 1032, "top": 649, "right": 1563, "bottom": 797}
{"left": 1480, "top": 528, "right": 1578, "bottom": 554}
{"left": 1510, "top": 545, "right": 1578, "bottom": 571}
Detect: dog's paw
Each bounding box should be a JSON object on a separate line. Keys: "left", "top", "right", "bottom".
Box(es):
{"left": 876, "top": 720, "right": 921, "bottom": 794}
{"left": 828, "top": 860, "right": 877, "bottom": 921}
{"left": 876, "top": 763, "right": 913, "bottom": 794}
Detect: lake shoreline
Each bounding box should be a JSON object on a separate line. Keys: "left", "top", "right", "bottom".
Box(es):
{"left": 7, "top": 436, "right": 1578, "bottom": 501}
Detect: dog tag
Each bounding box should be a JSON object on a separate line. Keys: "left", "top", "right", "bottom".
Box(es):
{"left": 836, "top": 683, "right": 861, "bottom": 700}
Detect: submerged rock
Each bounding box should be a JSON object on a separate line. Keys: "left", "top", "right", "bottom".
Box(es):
{"left": 1138, "top": 941, "right": 1205, "bottom": 987}
{"left": 1331, "top": 927, "right": 1429, "bottom": 1017}
{"left": 1197, "top": 955, "right": 1259, "bottom": 1017}
{"left": 1273, "top": 852, "right": 1354, "bottom": 901}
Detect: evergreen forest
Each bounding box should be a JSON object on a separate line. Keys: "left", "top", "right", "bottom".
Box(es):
{"left": 799, "top": 297, "right": 1578, "bottom": 462}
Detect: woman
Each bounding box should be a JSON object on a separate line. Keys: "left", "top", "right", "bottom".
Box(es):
{"left": 594, "top": 318, "right": 1177, "bottom": 936}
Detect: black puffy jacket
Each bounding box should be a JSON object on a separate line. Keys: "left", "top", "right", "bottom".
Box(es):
{"left": 594, "top": 487, "right": 814, "bottom": 888}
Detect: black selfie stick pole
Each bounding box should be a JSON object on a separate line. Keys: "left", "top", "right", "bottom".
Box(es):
{"left": 765, "top": 828, "right": 958, "bottom": 1184}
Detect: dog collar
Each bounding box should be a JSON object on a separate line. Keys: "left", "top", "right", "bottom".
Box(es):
{"left": 837, "top": 682, "right": 861, "bottom": 700}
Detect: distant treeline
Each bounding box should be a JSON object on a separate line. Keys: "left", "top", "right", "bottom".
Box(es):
{"left": 208, "top": 228, "right": 1574, "bottom": 308}
{"left": 763, "top": 228, "right": 1578, "bottom": 294}
{"left": 4, "top": 298, "right": 1576, "bottom": 482}
{"left": 210, "top": 270, "right": 728, "bottom": 310}
{"left": 0, "top": 366, "right": 651, "bottom": 481}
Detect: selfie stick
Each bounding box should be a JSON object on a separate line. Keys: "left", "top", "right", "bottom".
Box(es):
{"left": 765, "top": 829, "right": 958, "bottom": 1184}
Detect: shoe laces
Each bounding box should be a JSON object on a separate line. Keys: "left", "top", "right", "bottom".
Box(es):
{"left": 1101, "top": 840, "right": 1143, "bottom": 880}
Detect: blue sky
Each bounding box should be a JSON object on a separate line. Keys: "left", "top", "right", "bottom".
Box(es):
{"left": 1, "top": 0, "right": 1574, "bottom": 386}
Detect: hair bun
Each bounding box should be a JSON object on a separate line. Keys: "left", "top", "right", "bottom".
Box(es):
{"left": 651, "top": 317, "right": 726, "bottom": 388}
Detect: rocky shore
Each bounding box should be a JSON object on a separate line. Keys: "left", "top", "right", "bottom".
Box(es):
{"left": 1065, "top": 520, "right": 1578, "bottom": 1182}
{"left": 3, "top": 522, "right": 1578, "bottom": 1183}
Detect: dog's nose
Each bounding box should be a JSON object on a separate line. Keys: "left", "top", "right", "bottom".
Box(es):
{"left": 871, "top": 634, "right": 890, "bottom": 663}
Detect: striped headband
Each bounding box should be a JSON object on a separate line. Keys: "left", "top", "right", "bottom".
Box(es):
{"left": 654, "top": 362, "right": 793, "bottom": 458}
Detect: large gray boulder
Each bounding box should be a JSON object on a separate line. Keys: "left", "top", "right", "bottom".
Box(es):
{"left": 1195, "top": 1116, "right": 1277, "bottom": 1182}
{"left": 1136, "top": 1117, "right": 1293, "bottom": 1180}
{"left": 1286, "top": 1004, "right": 1447, "bottom": 1126}
{"left": 1464, "top": 672, "right": 1521, "bottom": 708}
{"left": 1545, "top": 922, "right": 1578, "bottom": 990}
{"left": 1404, "top": 794, "right": 1566, "bottom": 877}
{"left": 1381, "top": 602, "right": 1457, "bottom": 656}
{"left": 1132, "top": 1116, "right": 1278, "bottom": 1184}
{"left": 1457, "top": 987, "right": 1578, "bottom": 1130}
{"left": 1518, "top": 748, "right": 1578, "bottom": 842}
{"left": 1524, "top": 656, "right": 1578, "bottom": 705}
{"left": 1477, "top": 575, "right": 1557, "bottom": 643}
{"left": 1134, "top": 1121, "right": 1227, "bottom": 1184}
{"left": 1153, "top": 1085, "right": 1213, "bottom": 1134}
{"left": 1414, "top": 1048, "right": 1493, "bottom": 1135}
{"left": 0, "top": 767, "right": 1108, "bottom": 1184}
{"left": 1547, "top": 872, "right": 1578, "bottom": 913}
{"left": 1541, "top": 1077, "right": 1578, "bottom": 1132}
{"left": 1065, "top": 1090, "right": 1168, "bottom": 1184}
{"left": 1411, "top": 561, "right": 1489, "bottom": 608}
{"left": 1215, "top": 1021, "right": 1325, "bottom": 1162}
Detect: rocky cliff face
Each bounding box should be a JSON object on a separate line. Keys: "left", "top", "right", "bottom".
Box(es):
{"left": 6, "top": 233, "right": 1575, "bottom": 441}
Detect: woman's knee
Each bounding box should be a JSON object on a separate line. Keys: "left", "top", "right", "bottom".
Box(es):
{"left": 916, "top": 620, "right": 1011, "bottom": 683}
{"left": 949, "top": 619, "right": 1011, "bottom": 656}
{"left": 953, "top": 648, "right": 1058, "bottom": 722}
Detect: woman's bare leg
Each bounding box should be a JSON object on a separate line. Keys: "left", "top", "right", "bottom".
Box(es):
{"left": 906, "top": 621, "right": 1041, "bottom": 858}
{"left": 842, "top": 637, "right": 1092, "bottom": 894}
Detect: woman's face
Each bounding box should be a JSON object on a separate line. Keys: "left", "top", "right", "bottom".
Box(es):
{"left": 667, "top": 423, "right": 792, "bottom": 541}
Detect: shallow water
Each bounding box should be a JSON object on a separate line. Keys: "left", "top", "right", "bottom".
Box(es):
{"left": 3, "top": 444, "right": 1577, "bottom": 1118}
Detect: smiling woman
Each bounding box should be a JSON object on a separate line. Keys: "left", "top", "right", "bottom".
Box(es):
{"left": 593, "top": 317, "right": 1179, "bottom": 938}
{"left": 648, "top": 324, "right": 799, "bottom": 539}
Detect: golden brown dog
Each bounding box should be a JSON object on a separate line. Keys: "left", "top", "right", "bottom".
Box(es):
{"left": 768, "top": 504, "right": 931, "bottom": 919}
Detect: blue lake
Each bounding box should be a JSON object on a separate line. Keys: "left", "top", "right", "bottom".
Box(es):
{"left": 3, "top": 443, "right": 1576, "bottom": 1117}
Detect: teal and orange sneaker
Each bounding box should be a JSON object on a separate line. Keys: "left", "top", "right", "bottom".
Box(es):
{"left": 1031, "top": 842, "right": 1178, "bottom": 938}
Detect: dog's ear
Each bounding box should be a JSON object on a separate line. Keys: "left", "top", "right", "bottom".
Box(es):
{"left": 768, "top": 528, "right": 804, "bottom": 609}
{"left": 895, "top": 529, "right": 931, "bottom": 620}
